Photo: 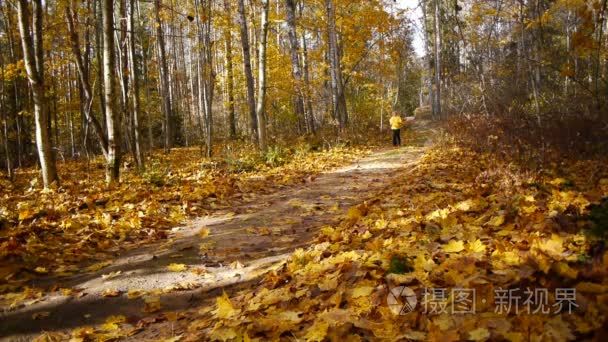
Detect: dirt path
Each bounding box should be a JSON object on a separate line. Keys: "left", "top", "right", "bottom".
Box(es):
{"left": 1, "top": 124, "right": 434, "bottom": 341}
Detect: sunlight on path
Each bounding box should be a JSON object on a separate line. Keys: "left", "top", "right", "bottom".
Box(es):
{"left": 0, "top": 125, "right": 435, "bottom": 340}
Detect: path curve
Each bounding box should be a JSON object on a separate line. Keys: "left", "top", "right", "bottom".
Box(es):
{"left": 1, "top": 124, "right": 433, "bottom": 341}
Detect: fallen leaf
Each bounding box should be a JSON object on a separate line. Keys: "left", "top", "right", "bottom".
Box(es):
{"left": 167, "top": 263, "right": 187, "bottom": 272}
{"left": 443, "top": 240, "right": 465, "bottom": 253}
{"left": 214, "top": 291, "right": 240, "bottom": 319}
{"left": 143, "top": 296, "right": 162, "bottom": 313}
{"left": 32, "top": 311, "right": 50, "bottom": 320}
{"left": 469, "top": 327, "right": 490, "bottom": 341}
{"left": 101, "top": 289, "right": 121, "bottom": 297}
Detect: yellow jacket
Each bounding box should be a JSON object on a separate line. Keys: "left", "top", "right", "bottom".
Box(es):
{"left": 389, "top": 115, "right": 403, "bottom": 130}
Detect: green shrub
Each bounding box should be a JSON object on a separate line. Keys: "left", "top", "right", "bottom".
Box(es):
{"left": 587, "top": 198, "right": 608, "bottom": 239}
{"left": 143, "top": 162, "right": 168, "bottom": 187}
{"left": 264, "top": 146, "right": 289, "bottom": 167}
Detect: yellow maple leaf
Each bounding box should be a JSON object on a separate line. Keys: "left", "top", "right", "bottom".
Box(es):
{"left": 101, "top": 288, "right": 121, "bottom": 297}
{"left": 468, "top": 239, "right": 487, "bottom": 253}
{"left": 487, "top": 215, "right": 505, "bottom": 227}
{"left": 127, "top": 289, "right": 145, "bottom": 299}
{"left": 143, "top": 296, "right": 162, "bottom": 313}
{"left": 209, "top": 327, "right": 237, "bottom": 341}
{"left": 535, "top": 234, "right": 564, "bottom": 258}
{"left": 199, "top": 228, "right": 210, "bottom": 238}
{"left": 303, "top": 320, "right": 329, "bottom": 342}
{"left": 443, "top": 240, "right": 465, "bottom": 253}
{"left": 215, "top": 291, "right": 240, "bottom": 319}
{"left": 468, "top": 327, "right": 490, "bottom": 341}
{"left": 34, "top": 267, "right": 48, "bottom": 274}
{"left": 167, "top": 263, "right": 187, "bottom": 272}
{"left": 351, "top": 286, "right": 374, "bottom": 298}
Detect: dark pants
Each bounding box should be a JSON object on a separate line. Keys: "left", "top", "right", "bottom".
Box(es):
{"left": 392, "top": 129, "right": 401, "bottom": 146}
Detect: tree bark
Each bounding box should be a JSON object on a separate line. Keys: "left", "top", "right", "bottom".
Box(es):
{"left": 285, "top": 0, "right": 306, "bottom": 132}
{"left": 300, "top": 30, "right": 315, "bottom": 132}
{"left": 154, "top": 0, "right": 174, "bottom": 151}
{"left": 102, "top": 0, "right": 120, "bottom": 185}
{"left": 16, "top": 0, "right": 59, "bottom": 188}
{"left": 326, "top": 0, "right": 347, "bottom": 129}
{"left": 223, "top": 0, "right": 237, "bottom": 139}
{"left": 237, "top": 0, "right": 258, "bottom": 143}
{"left": 128, "top": 0, "right": 144, "bottom": 169}
{"left": 256, "top": 0, "right": 270, "bottom": 152}
{"left": 433, "top": 0, "right": 442, "bottom": 119}
{"left": 65, "top": 1, "right": 109, "bottom": 157}
{"left": 195, "top": 0, "right": 215, "bottom": 157}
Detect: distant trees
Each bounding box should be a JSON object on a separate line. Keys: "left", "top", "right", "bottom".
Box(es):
{"left": 1, "top": 0, "right": 417, "bottom": 182}
{"left": 420, "top": 0, "right": 608, "bottom": 119}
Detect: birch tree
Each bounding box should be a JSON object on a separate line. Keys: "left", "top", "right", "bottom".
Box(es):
{"left": 256, "top": 0, "right": 270, "bottom": 152}
{"left": 16, "top": 0, "right": 59, "bottom": 188}
{"left": 237, "top": 0, "right": 258, "bottom": 142}
{"left": 102, "top": 0, "right": 120, "bottom": 185}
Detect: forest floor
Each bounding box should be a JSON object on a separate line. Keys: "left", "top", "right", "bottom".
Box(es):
{"left": 0, "top": 123, "right": 434, "bottom": 341}
{"left": 3, "top": 120, "right": 608, "bottom": 342}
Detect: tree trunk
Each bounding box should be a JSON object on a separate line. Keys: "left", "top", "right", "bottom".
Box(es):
{"left": 237, "top": 0, "right": 258, "bottom": 143}
{"left": 128, "top": 0, "right": 144, "bottom": 169}
{"left": 195, "top": 0, "right": 215, "bottom": 157}
{"left": 155, "top": 0, "right": 174, "bottom": 151}
{"left": 326, "top": 0, "right": 347, "bottom": 129}
{"left": 433, "top": 0, "right": 442, "bottom": 119}
{"left": 256, "top": 0, "right": 270, "bottom": 152}
{"left": 16, "top": 0, "right": 59, "bottom": 188}
{"left": 300, "top": 30, "right": 315, "bottom": 133}
{"left": 102, "top": 0, "right": 120, "bottom": 185}
{"left": 65, "top": 1, "right": 109, "bottom": 157}
{"left": 223, "top": 0, "right": 237, "bottom": 139}
{"left": 285, "top": 0, "right": 306, "bottom": 133}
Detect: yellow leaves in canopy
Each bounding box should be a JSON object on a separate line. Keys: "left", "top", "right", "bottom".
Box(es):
{"left": 443, "top": 240, "right": 465, "bottom": 253}
{"left": 167, "top": 263, "right": 187, "bottom": 272}
{"left": 214, "top": 292, "right": 239, "bottom": 319}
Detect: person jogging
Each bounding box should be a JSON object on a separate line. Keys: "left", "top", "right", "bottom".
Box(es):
{"left": 389, "top": 112, "right": 403, "bottom": 146}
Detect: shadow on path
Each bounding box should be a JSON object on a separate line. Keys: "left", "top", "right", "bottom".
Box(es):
{"left": 0, "top": 124, "right": 434, "bottom": 340}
